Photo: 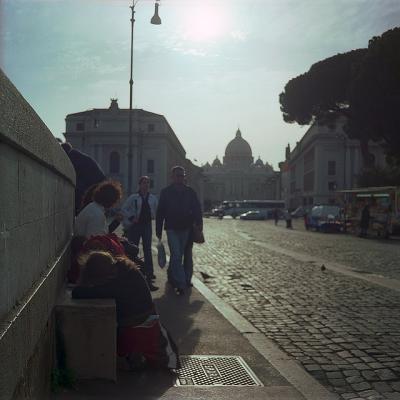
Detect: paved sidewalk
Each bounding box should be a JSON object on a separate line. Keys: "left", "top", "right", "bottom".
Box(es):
{"left": 52, "top": 262, "right": 337, "bottom": 400}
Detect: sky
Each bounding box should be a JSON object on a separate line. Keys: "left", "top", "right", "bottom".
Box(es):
{"left": 1, "top": 0, "right": 400, "bottom": 169}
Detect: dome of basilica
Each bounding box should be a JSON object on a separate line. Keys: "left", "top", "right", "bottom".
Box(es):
{"left": 224, "top": 129, "right": 252, "bottom": 158}
{"left": 254, "top": 156, "right": 264, "bottom": 167}
{"left": 212, "top": 156, "right": 222, "bottom": 167}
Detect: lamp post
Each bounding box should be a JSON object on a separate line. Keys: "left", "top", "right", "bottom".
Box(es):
{"left": 127, "top": 0, "right": 161, "bottom": 195}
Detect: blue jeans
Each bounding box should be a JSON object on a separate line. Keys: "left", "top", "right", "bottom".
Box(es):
{"left": 127, "top": 222, "right": 154, "bottom": 279}
{"left": 183, "top": 239, "right": 194, "bottom": 286}
{"left": 166, "top": 229, "right": 189, "bottom": 290}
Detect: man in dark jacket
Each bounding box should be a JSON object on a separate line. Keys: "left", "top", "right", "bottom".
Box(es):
{"left": 359, "top": 204, "right": 370, "bottom": 237}
{"left": 61, "top": 142, "right": 106, "bottom": 214}
{"left": 156, "top": 166, "right": 202, "bottom": 295}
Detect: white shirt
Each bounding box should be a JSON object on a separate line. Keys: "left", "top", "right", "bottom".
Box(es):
{"left": 121, "top": 192, "right": 158, "bottom": 229}
{"left": 74, "top": 202, "right": 107, "bottom": 238}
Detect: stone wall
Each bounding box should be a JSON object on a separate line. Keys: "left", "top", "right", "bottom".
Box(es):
{"left": 0, "top": 69, "right": 75, "bottom": 400}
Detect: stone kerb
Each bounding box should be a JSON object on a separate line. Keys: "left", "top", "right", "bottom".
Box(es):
{"left": 0, "top": 68, "right": 75, "bottom": 400}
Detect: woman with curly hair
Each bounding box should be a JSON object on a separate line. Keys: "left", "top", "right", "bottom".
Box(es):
{"left": 75, "top": 180, "right": 122, "bottom": 238}
{"left": 72, "top": 251, "right": 179, "bottom": 370}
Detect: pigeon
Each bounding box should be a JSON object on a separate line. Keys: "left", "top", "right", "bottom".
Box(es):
{"left": 321, "top": 264, "right": 326, "bottom": 271}
{"left": 200, "top": 271, "right": 212, "bottom": 280}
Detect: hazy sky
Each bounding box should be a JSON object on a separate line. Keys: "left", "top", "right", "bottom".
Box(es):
{"left": 1, "top": 0, "right": 399, "bottom": 168}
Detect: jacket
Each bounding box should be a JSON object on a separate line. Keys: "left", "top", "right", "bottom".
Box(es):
{"left": 72, "top": 262, "right": 154, "bottom": 326}
{"left": 156, "top": 184, "right": 202, "bottom": 238}
{"left": 121, "top": 192, "right": 158, "bottom": 229}
{"left": 66, "top": 149, "right": 106, "bottom": 212}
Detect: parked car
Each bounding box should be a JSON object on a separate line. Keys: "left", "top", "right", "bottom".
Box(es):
{"left": 307, "top": 205, "right": 343, "bottom": 233}
{"left": 239, "top": 211, "right": 266, "bottom": 220}
{"left": 291, "top": 206, "right": 307, "bottom": 218}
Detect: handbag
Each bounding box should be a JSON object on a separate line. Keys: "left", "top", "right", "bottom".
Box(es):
{"left": 157, "top": 240, "right": 167, "bottom": 268}
{"left": 192, "top": 224, "right": 205, "bottom": 244}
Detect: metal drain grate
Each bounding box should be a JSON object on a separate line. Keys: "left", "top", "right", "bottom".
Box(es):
{"left": 175, "top": 355, "right": 263, "bottom": 386}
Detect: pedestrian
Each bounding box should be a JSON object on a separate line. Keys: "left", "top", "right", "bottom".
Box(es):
{"left": 284, "top": 209, "right": 293, "bottom": 229}
{"left": 156, "top": 166, "right": 203, "bottom": 296}
{"left": 304, "top": 210, "right": 309, "bottom": 230}
{"left": 273, "top": 208, "right": 279, "bottom": 226}
{"left": 61, "top": 142, "right": 106, "bottom": 215}
{"left": 359, "top": 203, "right": 370, "bottom": 237}
{"left": 72, "top": 251, "right": 180, "bottom": 371}
{"left": 121, "top": 176, "right": 158, "bottom": 291}
{"left": 75, "top": 180, "right": 122, "bottom": 239}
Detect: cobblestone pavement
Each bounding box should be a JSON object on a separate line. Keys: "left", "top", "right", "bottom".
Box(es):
{"left": 193, "top": 219, "right": 400, "bottom": 400}
{"left": 238, "top": 218, "right": 400, "bottom": 281}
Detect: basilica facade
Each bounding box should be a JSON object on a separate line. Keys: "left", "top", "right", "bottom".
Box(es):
{"left": 202, "top": 129, "right": 279, "bottom": 207}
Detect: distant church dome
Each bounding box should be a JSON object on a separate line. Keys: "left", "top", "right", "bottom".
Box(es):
{"left": 224, "top": 129, "right": 252, "bottom": 158}
{"left": 255, "top": 156, "right": 264, "bottom": 167}
{"left": 212, "top": 156, "right": 222, "bottom": 167}
{"left": 223, "top": 128, "right": 253, "bottom": 168}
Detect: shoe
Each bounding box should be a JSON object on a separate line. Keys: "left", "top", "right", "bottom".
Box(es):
{"left": 148, "top": 282, "right": 159, "bottom": 292}
{"left": 175, "top": 288, "right": 185, "bottom": 296}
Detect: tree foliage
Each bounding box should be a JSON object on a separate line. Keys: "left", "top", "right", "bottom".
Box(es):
{"left": 280, "top": 27, "right": 400, "bottom": 166}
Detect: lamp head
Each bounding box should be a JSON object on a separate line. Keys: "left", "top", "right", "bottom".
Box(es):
{"left": 151, "top": 2, "right": 161, "bottom": 25}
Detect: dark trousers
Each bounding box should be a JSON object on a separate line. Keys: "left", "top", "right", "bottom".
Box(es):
{"left": 127, "top": 222, "right": 154, "bottom": 280}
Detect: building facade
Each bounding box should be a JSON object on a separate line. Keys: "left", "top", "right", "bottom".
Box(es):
{"left": 279, "top": 116, "right": 387, "bottom": 209}
{"left": 202, "top": 129, "right": 279, "bottom": 207}
{"left": 64, "top": 99, "right": 203, "bottom": 201}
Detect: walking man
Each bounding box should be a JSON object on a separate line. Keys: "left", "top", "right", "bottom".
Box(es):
{"left": 122, "top": 176, "right": 159, "bottom": 291}
{"left": 359, "top": 203, "right": 370, "bottom": 238}
{"left": 273, "top": 208, "right": 279, "bottom": 226}
{"left": 156, "top": 166, "right": 203, "bottom": 296}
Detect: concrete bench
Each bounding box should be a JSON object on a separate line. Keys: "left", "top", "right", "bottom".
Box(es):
{"left": 55, "top": 290, "right": 117, "bottom": 381}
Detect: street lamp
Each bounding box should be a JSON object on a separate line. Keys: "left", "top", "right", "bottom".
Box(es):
{"left": 127, "top": 0, "right": 161, "bottom": 195}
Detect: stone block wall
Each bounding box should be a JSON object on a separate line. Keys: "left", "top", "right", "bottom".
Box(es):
{"left": 0, "top": 69, "right": 75, "bottom": 400}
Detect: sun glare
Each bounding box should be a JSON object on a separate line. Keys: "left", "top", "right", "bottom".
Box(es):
{"left": 180, "top": 2, "right": 230, "bottom": 42}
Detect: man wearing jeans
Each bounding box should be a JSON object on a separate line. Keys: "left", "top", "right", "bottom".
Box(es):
{"left": 156, "top": 166, "right": 202, "bottom": 296}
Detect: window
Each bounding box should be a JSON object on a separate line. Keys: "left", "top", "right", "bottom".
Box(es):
{"left": 93, "top": 119, "right": 100, "bottom": 128}
{"left": 328, "top": 161, "right": 336, "bottom": 176}
{"left": 148, "top": 123, "right": 155, "bottom": 132}
{"left": 304, "top": 148, "right": 315, "bottom": 172}
{"left": 150, "top": 179, "right": 154, "bottom": 189}
{"left": 290, "top": 165, "right": 296, "bottom": 179}
{"left": 109, "top": 151, "right": 120, "bottom": 173}
{"left": 76, "top": 122, "right": 85, "bottom": 131}
{"left": 328, "top": 181, "right": 337, "bottom": 191}
{"left": 147, "top": 159, "right": 155, "bottom": 173}
{"left": 304, "top": 171, "right": 314, "bottom": 191}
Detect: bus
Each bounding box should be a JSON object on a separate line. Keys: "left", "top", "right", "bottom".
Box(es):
{"left": 338, "top": 186, "right": 400, "bottom": 237}
{"left": 217, "top": 200, "right": 286, "bottom": 219}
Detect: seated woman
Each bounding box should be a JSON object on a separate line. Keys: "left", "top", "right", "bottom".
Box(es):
{"left": 72, "top": 251, "right": 179, "bottom": 370}
{"left": 75, "top": 180, "right": 123, "bottom": 239}
{"left": 70, "top": 180, "right": 146, "bottom": 284}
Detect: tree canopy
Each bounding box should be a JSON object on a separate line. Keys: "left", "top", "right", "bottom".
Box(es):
{"left": 279, "top": 27, "right": 400, "bottom": 166}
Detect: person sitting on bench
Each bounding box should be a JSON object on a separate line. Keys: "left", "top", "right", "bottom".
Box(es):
{"left": 72, "top": 251, "right": 179, "bottom": 370}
